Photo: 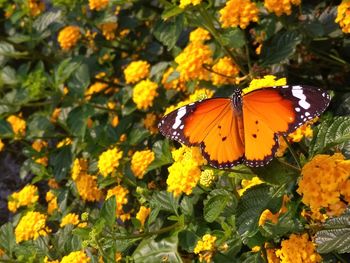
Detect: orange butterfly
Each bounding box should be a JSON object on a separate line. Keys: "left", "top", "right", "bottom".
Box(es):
{"left": 158, "top": 86, "right": 330, "bottom": 168}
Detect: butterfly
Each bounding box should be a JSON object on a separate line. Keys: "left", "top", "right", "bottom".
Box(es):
{"left": 158, "top": 85, "right": 330, "bottom": 169}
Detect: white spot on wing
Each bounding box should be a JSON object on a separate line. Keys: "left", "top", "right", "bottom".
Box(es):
{"left": 292, "top": 86, "right": 310, "bottom": 109}
{"left": 172, "top": 107, "right": 187, "bottom": 129}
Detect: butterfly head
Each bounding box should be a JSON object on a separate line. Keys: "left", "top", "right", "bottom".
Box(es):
{"left": 231, "top": 89, "right": 243, "bottom": 112}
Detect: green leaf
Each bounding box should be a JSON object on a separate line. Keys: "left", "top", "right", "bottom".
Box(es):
{"left": 68, "top": 62, "right": 90, "bottom": 96}
{"left": 150, "top": 191, "right": 179, "bottom": 214}
{"left": 0, "top": 223, "right": 16, "bottom": 255}
{"left": 0, "top": 42, "right": 28, "bottom": 58}
{"left": 240, "top": 252, "right": 264, "bottom": 263}
{"left": 161, "top": 6, "right": 184, "bottom": 20}
{"left": 127, "top": 128, "right": 150, "bottom": 145}
{"left": 1, "top": 66, "right": 17, "bottom": 85}
{"left": 204, "top": 189, "right": 235, "bottom": 223}
{"left": 50, "top": 146, "right": 72, "bottom": 181}
{"left": 309, "top": 116, "right": 350, "bottom": 157}
{"left": 132, "top": 235, "right": 182, "bottom": 263}
{"left": 148, "top": 140, "right": 173, "bottom": 171}
{"left": 67, "top": 105, "right": 94, "bottom": 138}
{"left": 260, "top": 31, "right": 302, "bottom": 66}
{"left": 221, "top": 28, "right": 246, "bottom": 48}
{"left": 101, "top": 196, "right": 116, "bottom": 228}
{"left": 253, "top": 160, "right": 298, "bottom": 185}
{"left": 236, "top": 184, "right": 282, "bottom": 244}
{"left": 54, "top": 58, "right": 81, "bottom": 86}
{"left": 27, "top": 114, "right": 55, "bottom": 138}
{"left": 33, "top": 11, "right": 62, "bottom": 32}
{"left": 0, "top": 119, "right": 14, "bottom": 137}
{"left": 153, "top": 15, "right": 184, "bottom": 50}
{"left": 315, "top": 209, "right": 350, "bottom": 254}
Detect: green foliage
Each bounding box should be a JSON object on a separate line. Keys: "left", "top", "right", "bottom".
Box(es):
{"left": 0, "top": 0, "right": 349, "bottom": 262}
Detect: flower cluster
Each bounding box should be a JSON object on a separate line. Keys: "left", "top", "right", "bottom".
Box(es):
{"left": 199, "top": 169, "right": 216, "bottom": 187}
{"left": 179, "top": 0, "right": 202, "bottom": 9}
{"left": 58, "top": 26, "right": 81, "bottom": 51}
{"left": 297, "top": 153, "right": 350, "bottom": 220}
{"left": 32, "top": 139, "right": 48, "bottom": 166}
{"left": 60, "top": 213, "right": 87, "bottom": 228}
{"left": 189, "top": 27, "right": 211, "bottom": 43}
{"left": 194, "top": 234, "right": 217, "bottom": 263}
{"left": 167, "top": 145, "right": 207, "bottom": 196}
{"left": 98, "top": 147, "right": 123, "bottom": 177}
{"left": 243, "top": 75, "right": 287, "bottom": 94}
{"left": 238, "top": 176, "right": 264, "bottom": 196}
{"left": 336, "top": 1, "right": 350, "bottom": 33}
{"left": 106, "top": 185, "right": 129, "bottom": 220}
{"left": 124, "top": 60, "right": 150, "bottom": 84}
{"left": 275, "top": 233, "right": 322, "bottom": 263}
{"left": 89, "top": 0, "right": 109, "bottom": 11}
{"left": 8, "top": 185, "right": 38, "bottom": 213}
{"left": 28, "top": 0, "right": 45, "bottom": 16}
{"left": 60, "top": 251, "right": 90, "bottom": 263}
{"left": 211, "top": 57, "right": 240, "bottom": 86}
{"left": 85, "top": 82, "right": 108, "bottom": 98}
{"left": 161, "top": 67, "right": 186, "bottom": 92}
{"left": 131, "top": 150, "right": 155, "bottom": 179}
{"left": 100, "top": 22, "right": 118, "bottom": 40}
{"left": 7, "top": 114, "right": 26, "bottom": 137}
{"left": 136, "top": 206, "right": 151, "bottom": 226}
{"left": 132, "top": 79, "right": 158, "bottom": 110}
{"left": 219, "top": 0, "right": 259, "bottom": 29}
{"left": 143, "top": 113, "right": 158, "bottom": 134}
{"left": 46, "top": 191, "right": 58, "bottom": 215}
{"left": 265, "top": 0, "right": 301, "bottom": 16}
{"left": 15, "top": 211, "right": 51, "bottom": 243}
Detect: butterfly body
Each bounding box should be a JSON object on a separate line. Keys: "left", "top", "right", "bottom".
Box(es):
{"left": 159, "top": 85, "right": 330, "bottom": 169}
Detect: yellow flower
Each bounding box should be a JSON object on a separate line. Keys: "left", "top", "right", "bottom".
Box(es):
{"left": 243, "top": 75, "right": 287, "bottom": 95}
{"left": 71, "top": 158, "right": 88, "bottom": 180}
{"left": 56, "top": 138, "right": 72, "bottom": 148}
{"left": 189, "top": 27, "right": 211, "bottom": 43}
{"left": 199, "top": 169, "right": 216, "bottom": 187}
{"left": 51, "top": 108, "right": 61, "bottom": 123}
{"left": 115, "top": 252, "right": 122, "bottom": 262}
{"left": 131, "top": 150, "right": 155, "bottom": 179}
{"left": 287, "top": 121, "right": 314, "bottom": 142}
{"left": 58, "top": 26, "right": 81, "bottom": 51}
{"left": 336, "top": 1, "right": 350, "bottom": 33}
{"left": 28, "top": 0, "right": 45, "bottom": 16}
{"left": 8, "top": 185, "right": 39, "bottom": 213}
{"left": 75, "top": 173, "right": 103, "bottom": 202}
{"left": 161, "top": 67, "right": 186, "bottom": 92}
{"left": 61, "top": 251, "right": 90, "bottom": 263}
{"left": 32, "top": 139, "right": 48, "bottom": 166}
{"left": 297, "top": 153, "right": 350, "bottom": 220}
{"left": 98, "top": 147, "right": 123, "bottom": 177}
{"left": 175, "top": 42, "right": 213, "bottom": 82}
{"left": 265, "top": 0, "right": 301, "bottom": 16}
{"left": 7, "top": 114, "right": 26, "bottom": 137}
{"left": 85, "top": 82, "right": 108, "bottom": 98}
{"left": 238, "top": 176, "right": 264, "bottom": 196}
{"left": 48, "top": 178, "right": 59, "bottom": 189}
{"left": 46, "top": 191, "right": 58, "bottom": 215}
{"left": 15, "top": 211, "right": 51, "bottom": 243}
{"left": 106, "top": 185, "right": 129, "bottom": 217}
{"left": 0, "top": 139, "right": 4, "bottom": 152}
{"left": 132, "top": 79, "right": 158, "bottom": 110}
{"left": 136, "top": 206, "right": 151, "bottom": 226}
{"left": 275, "top": 233, "right": 322, "bottom": 263}
{"left": 111, "top": 115, "right": 119, "bottom": 127}
{"left": 100, "top": 22, "right": 118, "bottom": 40}
{"left": 143, "top": 113, "right": 158, "bottom": 134}
{"left": 60, "top": 213, "right": 80, "bottom": 227}
{"left": 124, "top": 60, "right": 150, "bottom": 84}
{"left": 89, "top": 0, "right": 109, "bottom": 11}
{"left": 194, "top": 234, "right": 217, "bottom": 263}
{"left": 219, "top": 0, "right": 259, "bottom": 29}
{"left": 211, "top": 57, "right": 240, "bottom": 86}
{"left": 179, "top": 0, "right": 202, "bottom": 8}
{"left": 44, "top": 256, "right": 59, "bottom": 263}
{"left": 167, "top": 146, "right": 207, "bottom": 196}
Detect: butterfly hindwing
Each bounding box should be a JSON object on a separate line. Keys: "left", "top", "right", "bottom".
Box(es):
{"left": 242, "top": 85, "right": 330, "bottom": 166}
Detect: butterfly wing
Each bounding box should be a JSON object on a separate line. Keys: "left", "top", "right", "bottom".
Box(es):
{"left": 159, "top": 98, "right": 245, "bottom": 168}
{"left": 242, "top": 85, "right": 330, "bottom": 166}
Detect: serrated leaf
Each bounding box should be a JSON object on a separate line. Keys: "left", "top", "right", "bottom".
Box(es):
{"left": 153, "top": 15, "right": 184, "bottom": 50}
{"left": 27, "top": 114, "right": 55, "bottom": 138}
{"left": 150, "top": 191, "right": 179, "bottom": 214}
{"left": 148, "top": 140, "right": 173, "bottom": 171}
{"left": 0, "top": 223, "right": 16, "bottom": 255}
{"left": 315, "top": 210, "right": 350, "bottom": 253}
{"left": 309, "top": 116, "right": 350, "bottom": 157}
{"left": 127, "top": 128, "right": 150, "bottom": 145}
{"left": 33, "top": 11, "right": 62, "bottom": 32}
{"left": 204, "top": 189, "right": 236, "bottom": 223}
{"left": 67, "top": 105, "right": 94, "bottom": 138}
{"left": 0, "top": 119, "right": 14, "bottom": 137}
{"left": 101, "top": 196, "right": 116, "bottom": 228}
{"left": 260, "top": 31, "right": 302, "bottom": 65}
{"left": 68, "top": 63, "right": 90, "bottom": 96}
{"left": 54, "top": 58, "right": 81, "bottom": 86}
{"left": 253, "top": 160, "right": 298, "bottom": 185}
{"left": 236, "top": 184, "right": 282, "bottom": 243}
{"left": 132, "top": 235, "right": 182, "bottom": 263}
